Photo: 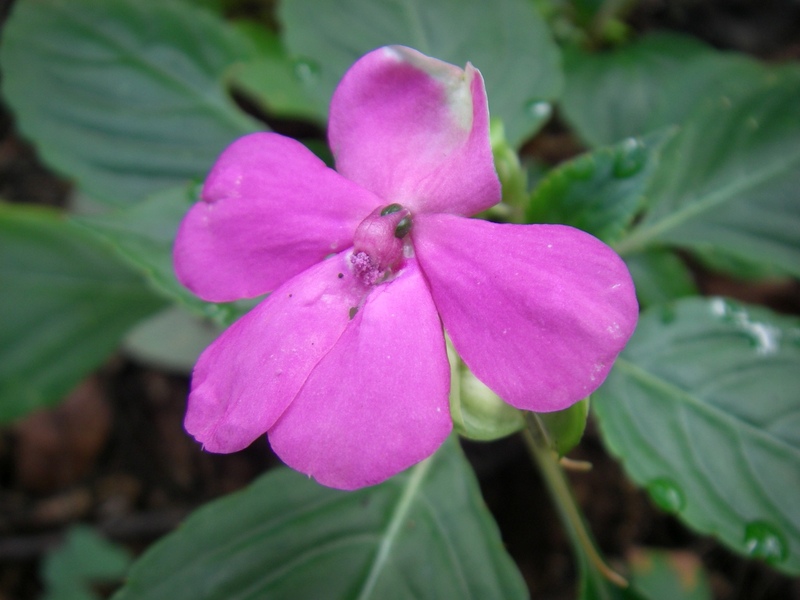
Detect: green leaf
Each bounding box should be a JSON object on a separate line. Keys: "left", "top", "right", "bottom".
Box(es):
{"left": 593, "top": 297, "right": 800, "bottom": 575}
{"left": 615, "top": 66, "right": 800, "bottom": 279}
{"left": 560, "top": 33, "right": 708, "bottom": 147}
{"left": 527, "top": 129, "right": 674, "bottom": 244}
{"left": 43, "top": 526, "right": 132, "bottom": 600}
{"left": 0, "top": 204, "right": 166, "bottom": 423}
{"left": 279, "top": 0, "right": 563, "bottom": 146}
{"left": 74, "top": 186, "right": 198, "bottom": 305}
{"left": 113, "top": 437, "right": 527, "bottom": 600}
{"left": 0, "top": 0, "right": 262, "bottom": 205}
{"left": 74, "top": 185, "right": 256, "bottom": 326}
{"left": 560, "top": 32, "right": 765, "bottom": 147}
{"left": 123, "top": 305, "right": 224, "bottom": 374}
{"left": 228, "top": 23, "right": 324, "bottom": 122}
{"left": 627, "top": 548, "right": 712, "bottom": 600}
{"left": 688, "top": 245, "right": 792, "bottom": 281}
{"left": 623, "top": 250, "right": 698, "bottom": 309}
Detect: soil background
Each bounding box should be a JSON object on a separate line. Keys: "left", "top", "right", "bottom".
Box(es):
{"left": 1, "top": 0, "right": 800, "bottom": 598}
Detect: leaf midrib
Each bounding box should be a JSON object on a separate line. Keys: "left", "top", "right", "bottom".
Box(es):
{"left": 614, "top": 137, "right": 800, "bottom": 256}
{"left": 356, "top": 456, "right": 434, "bottom": 599}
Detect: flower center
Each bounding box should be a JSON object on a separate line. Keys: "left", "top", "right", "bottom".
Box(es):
{"left": 350, "top": 203, "right": 413, "bottom": 286}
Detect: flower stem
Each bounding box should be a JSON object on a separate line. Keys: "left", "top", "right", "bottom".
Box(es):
{"left": 523, "top": 412, "right": 628, "bottom": 588}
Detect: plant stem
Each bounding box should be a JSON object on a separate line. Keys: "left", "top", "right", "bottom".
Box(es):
{"left": 523, "top": 412, "right": 628, "bottom": 588}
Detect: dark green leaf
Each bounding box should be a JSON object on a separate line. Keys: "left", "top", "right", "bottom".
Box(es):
{"left": 561, "top": 32, "right": 765, "bottom": 147}
{"left": 594, "top": 297, "right": 800, "bottom": 575}
{"left": 623, "top": 250, "right": 698, "bottom": 309}
{"left": 113, "top": 437, "right": 527, "bottom": 600}
{"left": 0, "top": 204, "right": 166, "bottom": 422}
{"left": 561, "top": 33, "right": 708, "bottom": 147}
{"left": 74, "top": 186, "right": 199, "bottom": 306}
{"left": 689, "top": 246, "right": 792, "bottom": 281}
{"left": 228, "top": 23, "right": 324, "bottom": 122}
{"left": 279, "top": 0, "right": 563, "bottom": 146}
{"left": 616, "top": 67, "right": 800, "bottom": 279}
{"left": 527, "top": 129, "right": 674, "bottom": 244}
{"left": 123, "top": 305, "right": 223, "bottom": 374}
{"left": 43, "top": 526, "right": 132, "bottom": 600}
{"left": 0, "top": 0, "right": 262, "bottom": 205}
{"left": 74, "top": 185, "right": 256, "bottom": 326}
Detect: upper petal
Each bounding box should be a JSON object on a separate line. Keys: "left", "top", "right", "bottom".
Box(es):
{"left": 268, "top": 260, "right": 452, "bottom": 490}
{"left": 174, "top": 132, "right": 382, "bottom": 303}
{"left": 184, "top": 253, "right": 370, "bottom": 453}
{"left": 413, "top": 214, "right": 638, "bottom": 413}
{"left": 328, "top": 46, "right": 500, "bottom": 217}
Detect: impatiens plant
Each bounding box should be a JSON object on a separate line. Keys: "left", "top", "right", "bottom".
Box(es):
{"left": 1, "top": 0, "right": 799, "bottom": 598}
{"left": 174, "top": 46, "right": 638, "bottom": 489}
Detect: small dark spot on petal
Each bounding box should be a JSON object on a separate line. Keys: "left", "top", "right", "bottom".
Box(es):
{"left": 288, "top": 293, "right": 293, "bottom": 298}
{"left": 338, "top": 272, "right": 344, "bottom": 279}
{"left": 349, "top": 306, "right": 358, "bottom": 319}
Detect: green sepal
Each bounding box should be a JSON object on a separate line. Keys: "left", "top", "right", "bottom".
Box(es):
{"left": 448, "top": 340, "right": 525, "bottom": 441}
{"left": 490, "top": 119, "right": 528, "bottom": 216}
{"left": 535, "top": 397, "right": 590, "bottom": 456}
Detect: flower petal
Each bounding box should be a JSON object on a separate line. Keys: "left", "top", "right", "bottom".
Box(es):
{"left": 328, "top": 46, "right": 500, "bottom": 217}
{"left": 174, "top": 132, "right": 382, "bottom": 302}
{"left": 268, "top": 261, "right": 452, "bottom": 490}
{"left": 413, "top": 214, "right": 638, "bottom": 413}
{"left": 184, "top": 254, "right": 370, "bottom": 452}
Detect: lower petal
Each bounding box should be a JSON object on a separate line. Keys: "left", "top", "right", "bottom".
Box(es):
{"left": 185, "top": 254, "right": 369, "bottom": 453}
{"left": 413, "top": 214, "right": 638, "bottom": 413}
{"left": 268, "top": 261, "right": 452, "bottom": 490}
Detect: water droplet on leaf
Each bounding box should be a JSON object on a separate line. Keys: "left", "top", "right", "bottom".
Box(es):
{"left": 710, "top": 298, "right": 781, "bottom": 354}
{"left": 293, "top": 58, "right": 321, "bottom": 84}
{"left": 525, "top": 100, "right": 552, "bottom": 121}
{"left": 744, "top": 521, "right": 788, "bottom": 565}
{"left": 647, "top": 478, "right": 686, "bottom": 513}
{"left": 613, "top": 138, "right": 646, "bottom": 178}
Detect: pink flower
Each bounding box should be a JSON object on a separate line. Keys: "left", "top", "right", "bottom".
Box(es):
{"left": 174, "top": 46, "right": 638, "bottom": 490}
